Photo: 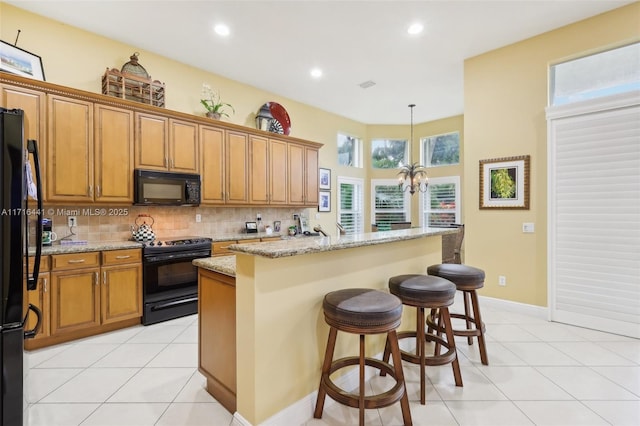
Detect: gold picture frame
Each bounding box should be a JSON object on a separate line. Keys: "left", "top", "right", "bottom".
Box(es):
{"left": 479, "top": 155, "right": 530, "bottom": 210}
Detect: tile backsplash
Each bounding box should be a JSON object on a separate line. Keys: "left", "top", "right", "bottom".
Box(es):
{"left": 43, "top": 205, "right": 303, "bottom": 242}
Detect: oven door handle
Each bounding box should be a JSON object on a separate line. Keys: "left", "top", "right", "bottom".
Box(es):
{"left": 150, "top": 296, "right": 198, "bottom": 311}
{"left": 144, "top": 251, "right": 210, "bottom": 263}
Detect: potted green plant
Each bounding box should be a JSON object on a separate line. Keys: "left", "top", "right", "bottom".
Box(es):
{"left": 200, "top": 83, "right": 235, "bottom": 119}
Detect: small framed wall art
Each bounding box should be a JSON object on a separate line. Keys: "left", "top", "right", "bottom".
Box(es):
{"left": 0, "top": 40, "right": 45, "bottom": 81}
{"left": 318, "top": 191, "right": 331, "bottom": 212}
{"left": 319, "top": 168, "right": 331, "bottom": 190}
{"left": 245, "top": 221, "right": 258, "bottom": 233}
{"left": 479, "top": 155, "right": 530, "bottom": 210}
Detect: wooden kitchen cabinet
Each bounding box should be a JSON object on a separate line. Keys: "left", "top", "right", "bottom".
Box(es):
{"left": 198, "top": 269, "right": 237, "bottom": 413}
{"left": 24, "top": 256, "right": 51, "bottom": 342}
{"left": 101, "top": 249, "right": 142, "bottom": 324}
{"left": 200, "top": 125, "right": 225, "bottom": 205}
{"left": 288, "top": 142, "right": 319, "bottom": 206}
{"left": 134, "top": 113, "right": 199, "bottom": 173}
{"left": 226, "top": 131, "right": 250, "bottom": 204}
{"left": 0, "top": 84, "right": 47, "bottom": 200}
{"left": 50, "top": 252, "right": 101, "bottom": 335}
{"left": 46, "top": 94, "right": 94, "bottom": 202}
{"left": 134, "top": 112, "right": 169, "bottom": 171}
{"left": 169, "top": 119, "right": 199, "bottom": 173}
{"left": 250, "top": 136, "right": 287, "bottom": 205}
{"left": 94, "top": 104, "right": 135, "bottom": 202}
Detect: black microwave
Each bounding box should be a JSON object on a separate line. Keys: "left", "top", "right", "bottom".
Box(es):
{"left": 134, "top": 169, "right": 201, "bottom": 206}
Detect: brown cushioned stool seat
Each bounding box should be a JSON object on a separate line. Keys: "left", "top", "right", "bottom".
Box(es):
{"left": 314, "top": 288, "right": 412, "bottom": 426}
{"left": 382, "top": 274, "right": 463, "bottom": 405}
{"left": 427, "top": 264, "right": 489, "bottom": 365}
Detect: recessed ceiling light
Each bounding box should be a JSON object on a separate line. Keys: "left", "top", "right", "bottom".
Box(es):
{"left": 407, "top": 23, "right": 423, "bottom": 35}
{"left": 310, "top": 68, "right": 323, "bottom": 79}
{"left": 214, "top": 24, "right": 230, "bottom": 37}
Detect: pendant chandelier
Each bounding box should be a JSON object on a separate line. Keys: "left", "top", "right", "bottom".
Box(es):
{"left": 398, "top": 104, "right": 428, "bottom": 195}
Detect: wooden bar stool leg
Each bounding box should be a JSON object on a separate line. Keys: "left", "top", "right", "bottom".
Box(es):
{"left": 388, "top": 329, "right": 413, "bottom": 426}
{"left": 463, "top": 291, "right": 473, "bottom": 345}
{"left": 441, "top": 307, "right": 463, "bottom": 387}
{"left": 314, "top": 327, "right": 337, "bottom": 418}
{"left": 434, "top": 309, "right": 444, "bottom": 356}
{"left": 359, "top": 334, "right": 365, "bottom": 426}
{"left": 470, "top": 290, "right": 489, "bottom": 365}
{"left": 417, "top": 307, "right": 426, "bottom": 405}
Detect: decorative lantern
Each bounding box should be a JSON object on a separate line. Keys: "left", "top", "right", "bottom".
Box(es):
{"left": 101, "top": 52, "right": 165, "bottom": 107}
{"left": 255, "top": 103, "right": 273, "bottom": 132}
{"left": 255, "top": 102, "right": 291, "bottom": 135}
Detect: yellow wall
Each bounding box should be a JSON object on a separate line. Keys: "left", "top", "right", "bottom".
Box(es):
{"left": 463, "top": 3, "right": 640, "bottom": 306}
{"left": 0, "top": 3, "right": 464, "bottom": 235}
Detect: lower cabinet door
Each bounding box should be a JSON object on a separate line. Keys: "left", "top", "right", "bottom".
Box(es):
{"left": 51, "top": 268, "right": 101, "bottom": 334}
{"left": 24, "top": 272, "right": 51, "bottom": 340}
{"left": 101, "top": 264, "right": 143, "bottom": 324}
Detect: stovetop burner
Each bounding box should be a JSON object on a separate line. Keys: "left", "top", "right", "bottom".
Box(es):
{"left": 142, "top": 236, "right": 212, "bottom": 252}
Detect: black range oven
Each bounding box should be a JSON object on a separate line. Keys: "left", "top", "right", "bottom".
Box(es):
{"left": 142, "top": 236, "right": 212, "bottom": 325}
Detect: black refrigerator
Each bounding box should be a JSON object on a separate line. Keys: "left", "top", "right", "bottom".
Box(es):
{"left": 0, "top": 107, "right": 43, "bottom": 426}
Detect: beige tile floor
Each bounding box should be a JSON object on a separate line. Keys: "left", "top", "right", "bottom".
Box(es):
{"left": 26, "top": 300, "right": 639, "bottom": 426}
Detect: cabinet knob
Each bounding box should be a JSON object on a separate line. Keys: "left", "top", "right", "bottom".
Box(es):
{"left": 103, "top": 271, "right": 107, "bottom": 285}
{"left": 42, "top": 278, "right": 47, "bottom": 293}
{"left": 96, "top": 185, "right": 101, "bottom": 198}
{"left": 88, "top": 185, "right": 93, "bottom": 197}
{"left": 94, "top": 271, "right": 99, "bottom": 285}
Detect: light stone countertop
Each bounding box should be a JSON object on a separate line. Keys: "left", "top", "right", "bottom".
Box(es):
{"left": 29, "top": 241, "right": 143, "bottom": 256}
{"left": 227, "top": 227, "right": 457, "bottom": 259}
{"left": 208, "top": 232, "right": 283, "bottom": 242}
{"left": 193, "top": 255, "right": 236, "bottom": 277}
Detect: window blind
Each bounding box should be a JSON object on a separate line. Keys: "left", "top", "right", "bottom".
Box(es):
{"left": 338, "top": 177, "right": 363, "bottom": 234}
{"left": 548, "top": 97, "right": 640, "bottom": 337}
{"left": 372, "top": 181, "right": 409, "bottom": 230}
{"left": 421, "top": 176, "right": 461, "bottom": 227}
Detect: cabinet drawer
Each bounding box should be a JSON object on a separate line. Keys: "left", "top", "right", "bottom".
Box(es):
{"left": 51, "top": 252, "right": 100, "bottom": 271}
{"left": 238, "top": 239, "right": 261, "bottom": 244}
{"left": 25, "top": 255, "right": 50, "bottom": 272}
{"left": 102, "top": 249, "right": 141, "bottom": 266}
{"left": 212, "top": 240, "right": 237, "bottom": 257}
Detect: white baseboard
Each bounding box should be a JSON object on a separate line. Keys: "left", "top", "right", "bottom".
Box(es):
{"left": 478, "top": 295, "right": 548, "bottom": 320}
{"left": 233, "top": 411, "right": 252, "bottom": 426}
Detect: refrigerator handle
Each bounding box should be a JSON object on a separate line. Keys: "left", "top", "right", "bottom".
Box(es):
{"left": 26, "top": 139, "right": 43, "bottom": 290}
{"left": 23, "top": 303, "right": 42, "bottom": 339}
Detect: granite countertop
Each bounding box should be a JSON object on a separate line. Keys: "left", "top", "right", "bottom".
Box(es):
{"left": 227, "top": 227, "right": 457, "bottom": 259}
{"left": 193, "top": 255, "right": 236, "bottom": 277}
{"left": 29, "top": 241, "right": 142, "bottom": 256}
{"left": 209, "top": 232, "right": 283, "bottom": 242}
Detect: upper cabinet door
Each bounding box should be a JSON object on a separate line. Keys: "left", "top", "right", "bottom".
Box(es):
{"left": 134, "top": 112, "right": 168, "bottom": 171}
{"left": 304, "top": 146, "right": 319, "bottom": 206}
{"left": 287, "top": 143, "right": 305, "bottom": 205}
{"left": 46, "top": 94, "right": 94, "bottom": 202}
{"left": 0, "top": 84, "right": 47, "bottom": 201}
{"left": 200, "top": 125, "right": 226, "bottom": 205}
{"left": 169, "top": 119, "right": 199, "bottom": 173}
{"left": 269, "top": 139, "right": 288, "bottom": 205}
{"left": 249, "top": 135, "right": 269, "bottom": 204}
{"left": 226, "top": 131, "right": 249, "bottom": 204}
{"left": 94, "top": 104, "right": 134, "bottom": 203}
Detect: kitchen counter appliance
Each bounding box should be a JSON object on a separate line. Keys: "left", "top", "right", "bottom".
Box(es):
{"left": 134, "top": 169, "right": 201, "bottom": 206}
{"left": 142, "top": 236, "right": 212, "bottom": 325}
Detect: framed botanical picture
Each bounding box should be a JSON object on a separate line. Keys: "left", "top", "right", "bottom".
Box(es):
{"left": 318, "top": 190, "right": 331, "bottom": 212}
{"left": 480, "top": 155, "right": 530, "bottom": 210}
{"left": 319, "top": 168, "right": 331, "bottom": 190}
{"left": 0, "top": 40, "right": 45, "bottom": 81}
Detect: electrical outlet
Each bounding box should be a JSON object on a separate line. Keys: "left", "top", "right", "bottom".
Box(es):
{"left": 498, "top": 275, "right": 507, "bottom": 286}
{"left": 257, "top": 213, "right": 262, "bottom": 221}
{"left": 195, "top": 214, "right": 201, "bottom": 223}
{"left": 68, "top": 216, "right": 77, "bottom": 227}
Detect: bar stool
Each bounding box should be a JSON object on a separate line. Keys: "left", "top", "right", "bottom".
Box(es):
{"left": 382, "top": 274, "right": 463, "bottom": 404}
{"left": 314, "top": 288, "right": 412, "bottom": 426}
{"left": 427, "top": 264, "right": 488, "bottom": 365}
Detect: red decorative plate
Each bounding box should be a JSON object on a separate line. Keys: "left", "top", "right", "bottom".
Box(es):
{"left": 268, "top": 102, "right": 291, "bottom": 135}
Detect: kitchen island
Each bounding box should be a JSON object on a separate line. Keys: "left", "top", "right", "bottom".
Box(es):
{"left": 194, "top": 227, "right": 456, "bottom": 425}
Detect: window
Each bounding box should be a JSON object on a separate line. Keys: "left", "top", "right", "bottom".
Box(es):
{"left": 371, "top": 139, "right": 407, "bottom": 169}
{"left": 420, "top": 176, "right": 461, "bottom": 227}
{"left": 550, "top": 42, "right": 640, "bottom": 106}
{"left": 338, "top": 177, "right": 364, "bottom": 234}
{"left": 337, "top": 133, "right": 361, "bottom": 167}
{"left": 371, "top": 179, "right": 410, "bottom": 230}
{"left": 422, "top": 132, "right": 460, "bottom": 167}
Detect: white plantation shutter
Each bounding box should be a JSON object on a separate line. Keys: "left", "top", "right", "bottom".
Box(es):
{"left": 547, "top": 92, "right": 640, "bottom": 337}
{"left": 371, "top": 180, "right": 410, "bottom": 230}
{"left": 338, "top": 177, "right": 363, "bottom": 234}
{"left": 421, "top": 176, "right": 461, "bottom": 227}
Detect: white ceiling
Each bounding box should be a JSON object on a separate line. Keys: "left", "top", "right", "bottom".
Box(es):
{"left": 6, "top": 0, "right": 633, "bottom": 124}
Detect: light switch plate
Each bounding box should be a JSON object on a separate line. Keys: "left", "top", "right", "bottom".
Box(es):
{"left": 522, "top": 222, "right": 535, "bottom": 233}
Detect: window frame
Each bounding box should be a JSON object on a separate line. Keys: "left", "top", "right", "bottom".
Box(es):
{"left": 337, "top": 133, "right": 362, "bottom": 168}
{"left": 337, "top": 176, "right": 364, "bottom": 235}
{"left": 370, "top": 179, "right": 411, "bottom": 230}
{"left": 370, "top": 138, "right": 408, "bottom": 169}
{"left": 419, "top": 176, "right": 461, "bottom": 228}
{"left": 421, "top": 131, "right": 460, "bottom": 168}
